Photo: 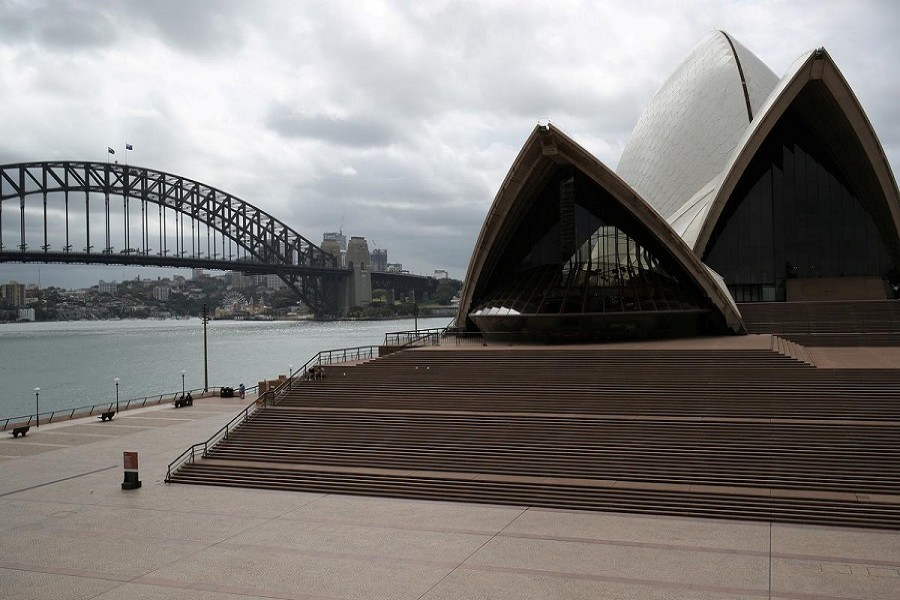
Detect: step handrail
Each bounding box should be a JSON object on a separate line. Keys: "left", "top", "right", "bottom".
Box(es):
{"left": 165, "top": 345, "right": 382, "bottom": 482}
{"left": 165, "top": 387, "right": 278, "bottom": 482}
{"left": 383, "top": 320, "right": 454, "bottom": 348}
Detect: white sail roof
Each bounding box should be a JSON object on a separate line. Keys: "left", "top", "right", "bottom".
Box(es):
{"left": 616, "top": 31, "right": 779, "bottom": 219}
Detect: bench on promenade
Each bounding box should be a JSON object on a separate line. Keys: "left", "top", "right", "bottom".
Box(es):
{"left": 99, "top": 411, "right": 115, "bottom": 421}
{"left": 10, "top": 426, "right": 29, "bottom": 437}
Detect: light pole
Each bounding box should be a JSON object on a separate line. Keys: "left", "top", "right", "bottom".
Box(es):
{"left": 181, "top": 369, "right": 185, "bottom": 396}
{"left": 114, "top": 377, "right": 120, "bottom": 414}
{"left": 34, "top": 387, "right": 40, "bottom": 427}
{"left": 289, "top": 364, "right": 293, "bottom": 379}
{"left": 202, "top": 303, "right": 209, "bottom": 392}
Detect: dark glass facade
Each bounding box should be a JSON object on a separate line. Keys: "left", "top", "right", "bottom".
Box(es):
{"left": 472, "top": 168, "right": 709, "bottom": 317}
{"left": 703, "top": 108, "right": 894, "bottom": 301}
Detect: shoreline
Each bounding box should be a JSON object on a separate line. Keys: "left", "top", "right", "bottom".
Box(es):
{"left": 1, "top": 310, "right": 457, "bottom": 325}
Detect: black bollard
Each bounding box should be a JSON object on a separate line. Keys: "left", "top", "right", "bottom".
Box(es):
{"left": 122, "top": 451, "right": 142, "bottom": 490}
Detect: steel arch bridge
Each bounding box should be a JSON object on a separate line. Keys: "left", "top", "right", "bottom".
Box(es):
{"left": 0, "top": 161, "right": 348, "bottom": 314}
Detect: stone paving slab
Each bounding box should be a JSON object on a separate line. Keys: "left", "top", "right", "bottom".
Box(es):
{"left": 54, "top": 423, "right": 152, "bottom": 436}
{"left": 465, "top": 534, "right": 769, "bottom": 591}
{"left": 0, "top": 568, "right": 120, "bottom": 600}
{"left": 0, "top": 440, "right": 71, "bottom": 456}
{"left": 0, "top": 397, "right": 898, "bottom": 600}
{"left": 113, "top": 416, "right": 197, "bottom": 427}
{"left": 24, "top": 432, "right": 121, "bottom": 446}
{"left": 91, "top": 583, "right": 276, "bottom": 600}
{"left": 281, "top": 492, "right": 524, "bottom": 534}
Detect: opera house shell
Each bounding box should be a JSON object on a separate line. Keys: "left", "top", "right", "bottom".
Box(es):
{"left": 457, "top": 30, "right": 900, "bottom": 342}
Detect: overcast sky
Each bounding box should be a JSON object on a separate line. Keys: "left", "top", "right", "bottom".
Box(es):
{"left": 1, "top": 0, "right": 898, "bottom": 288}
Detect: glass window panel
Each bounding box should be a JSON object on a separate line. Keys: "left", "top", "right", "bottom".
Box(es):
{"left": 704, "top": 109, "right": 893, "bottom": 300}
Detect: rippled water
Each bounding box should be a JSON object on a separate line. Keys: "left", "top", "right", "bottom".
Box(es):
{"left": 0, "top": 316, "right": 449, "bottom": 419}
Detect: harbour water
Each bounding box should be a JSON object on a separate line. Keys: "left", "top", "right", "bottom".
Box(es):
{"left": 0, "top": 316, "right": 449, "bottom": 419}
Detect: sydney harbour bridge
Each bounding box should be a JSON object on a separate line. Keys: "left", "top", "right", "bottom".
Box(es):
{"left": 0, "top": 161, "right": 435, "bottom": 316}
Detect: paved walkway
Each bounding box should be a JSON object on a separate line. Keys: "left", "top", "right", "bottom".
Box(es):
{"left": 0, "top": 396, "right": 897, "bottom": 599}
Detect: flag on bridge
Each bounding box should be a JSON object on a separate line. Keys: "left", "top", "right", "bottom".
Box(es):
{"left": 107, "top": 147, "right": 115, "bottom": 155}
{"left": 126, "top": 143, "right": 133, "bottom": 151}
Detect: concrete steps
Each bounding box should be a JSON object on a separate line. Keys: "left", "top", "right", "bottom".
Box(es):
{"left": 173, "top": 462, "right": 900, "bottom": 530}
{"left": 167, "top": 343, "right": 900, "bottom": 529}
{"left": 740, "top": 299, "right": 900, "bottom": 334}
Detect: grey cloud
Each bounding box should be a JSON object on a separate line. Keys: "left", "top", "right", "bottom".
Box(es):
{"left": 2, "top": 1, "right": 899, "bottom": 287}
{"left": 0, "top": 1, "right": 118, "bottom": 50}
{"left": 116, "top": 0, "right": 250, "bottom": 55}
{"left": 266, "top": 104, "right": 399, "bottom": 148}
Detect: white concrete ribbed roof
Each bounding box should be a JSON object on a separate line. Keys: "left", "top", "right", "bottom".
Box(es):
{"left": 616, "top": 30, "right": 779, "bottom": 220}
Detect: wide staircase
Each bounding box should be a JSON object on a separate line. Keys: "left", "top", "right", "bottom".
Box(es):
{"left": 169, "top": 343, "right": 900, "bottom": 529}
{"left": 739, "top": 299, "right": 900, "bottom": 335}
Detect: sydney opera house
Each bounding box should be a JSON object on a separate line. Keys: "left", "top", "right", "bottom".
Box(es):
{"left": 166, "top": 31, "right": 900, "bottom": 542}
{"left": 457, "top": 30, "right": 900, "bottom": 341}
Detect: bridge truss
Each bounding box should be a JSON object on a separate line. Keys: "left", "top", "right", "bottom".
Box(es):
{"left": 0, "top": 161, "right": 346, "bottom": 314}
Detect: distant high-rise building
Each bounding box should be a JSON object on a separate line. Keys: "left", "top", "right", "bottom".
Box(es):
{"left": 231, "top": 271, "right": 250, "bottom": 289}
{"left": 386, "top": 263, "right": 404, "bottom": 273}
{"left": 323, "top": 231, "right": 347, "bottom": 251}
{"left": 0, "top": 280, "right": 26, "bottom": 307}
{"left": 433, "top": 270, "right": 449, "bottom": 280}
{"left": 98, "top": 280, "right": 117, "bottom": 294}
{"left": 153, "top": 286, "right": 171, "bottom": 301}
{"left": 371, "top": 249, "right": 388, "bottom": 272}
{"left": 191, "top": 268, "right": 205, "bottom": 280}
{"left": 265, "top": 274, "right": 285, "bottom": 290}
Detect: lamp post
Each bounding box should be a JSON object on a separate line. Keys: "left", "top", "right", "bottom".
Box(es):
{"left": 202, "top": 303, "right": 209, "bottom": 392}
{"left": 289, "top": 364, "right": 293, "bottom": 379}
{"left": 181, "top": 369, "right": 185, "bottom": 396}
{"left": 114, "top": 377, "right": 120, "bottom": 414}
{"left": 34, "top": 387, "right": 40, "bottom": 427}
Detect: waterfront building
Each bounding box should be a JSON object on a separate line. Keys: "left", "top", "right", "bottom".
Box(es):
{"left": 457, "top": 31, "right": 900, "bottom": 341}
{"left": 152, "top": 286, "right": 171, "bottom": 301}
{"left": 97, "top": 280, "right": 117, "bottom": 294}
{"left": 433, "top": 269, "right": 449, "bottom": 280}
{"left": 0, "top": 280, "right": 26, "bottom": 307}
{"left": 230, "top": 271, "right": 250, "bottom": 289}
{"left": 160, "top": 29, "right": 900, "bottom": 558}
{"left": 386, "top": 263, "right": 404, "bottom": 273}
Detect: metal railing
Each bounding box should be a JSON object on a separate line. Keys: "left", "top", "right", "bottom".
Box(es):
{"left": 315, "top": 345, "right": 379, "bottom": 365}
{"left": 165, "top": 344, "right": 383, "bottom": 482}
{"left": 383, "top": 319, "right": 460, "bottom": 349}
{"left": 383, "top": 326, "right": 446, "bottom": 347}
{"left": 166, "top": 387, "right": 278, "bottom": 482}
{"left": 0, "top": 386, "right": 225, "bottom": 431}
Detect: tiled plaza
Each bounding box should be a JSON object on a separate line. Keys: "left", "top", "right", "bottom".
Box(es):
{"left": 0, "top": 397, "right": 897, "bottom": 600}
